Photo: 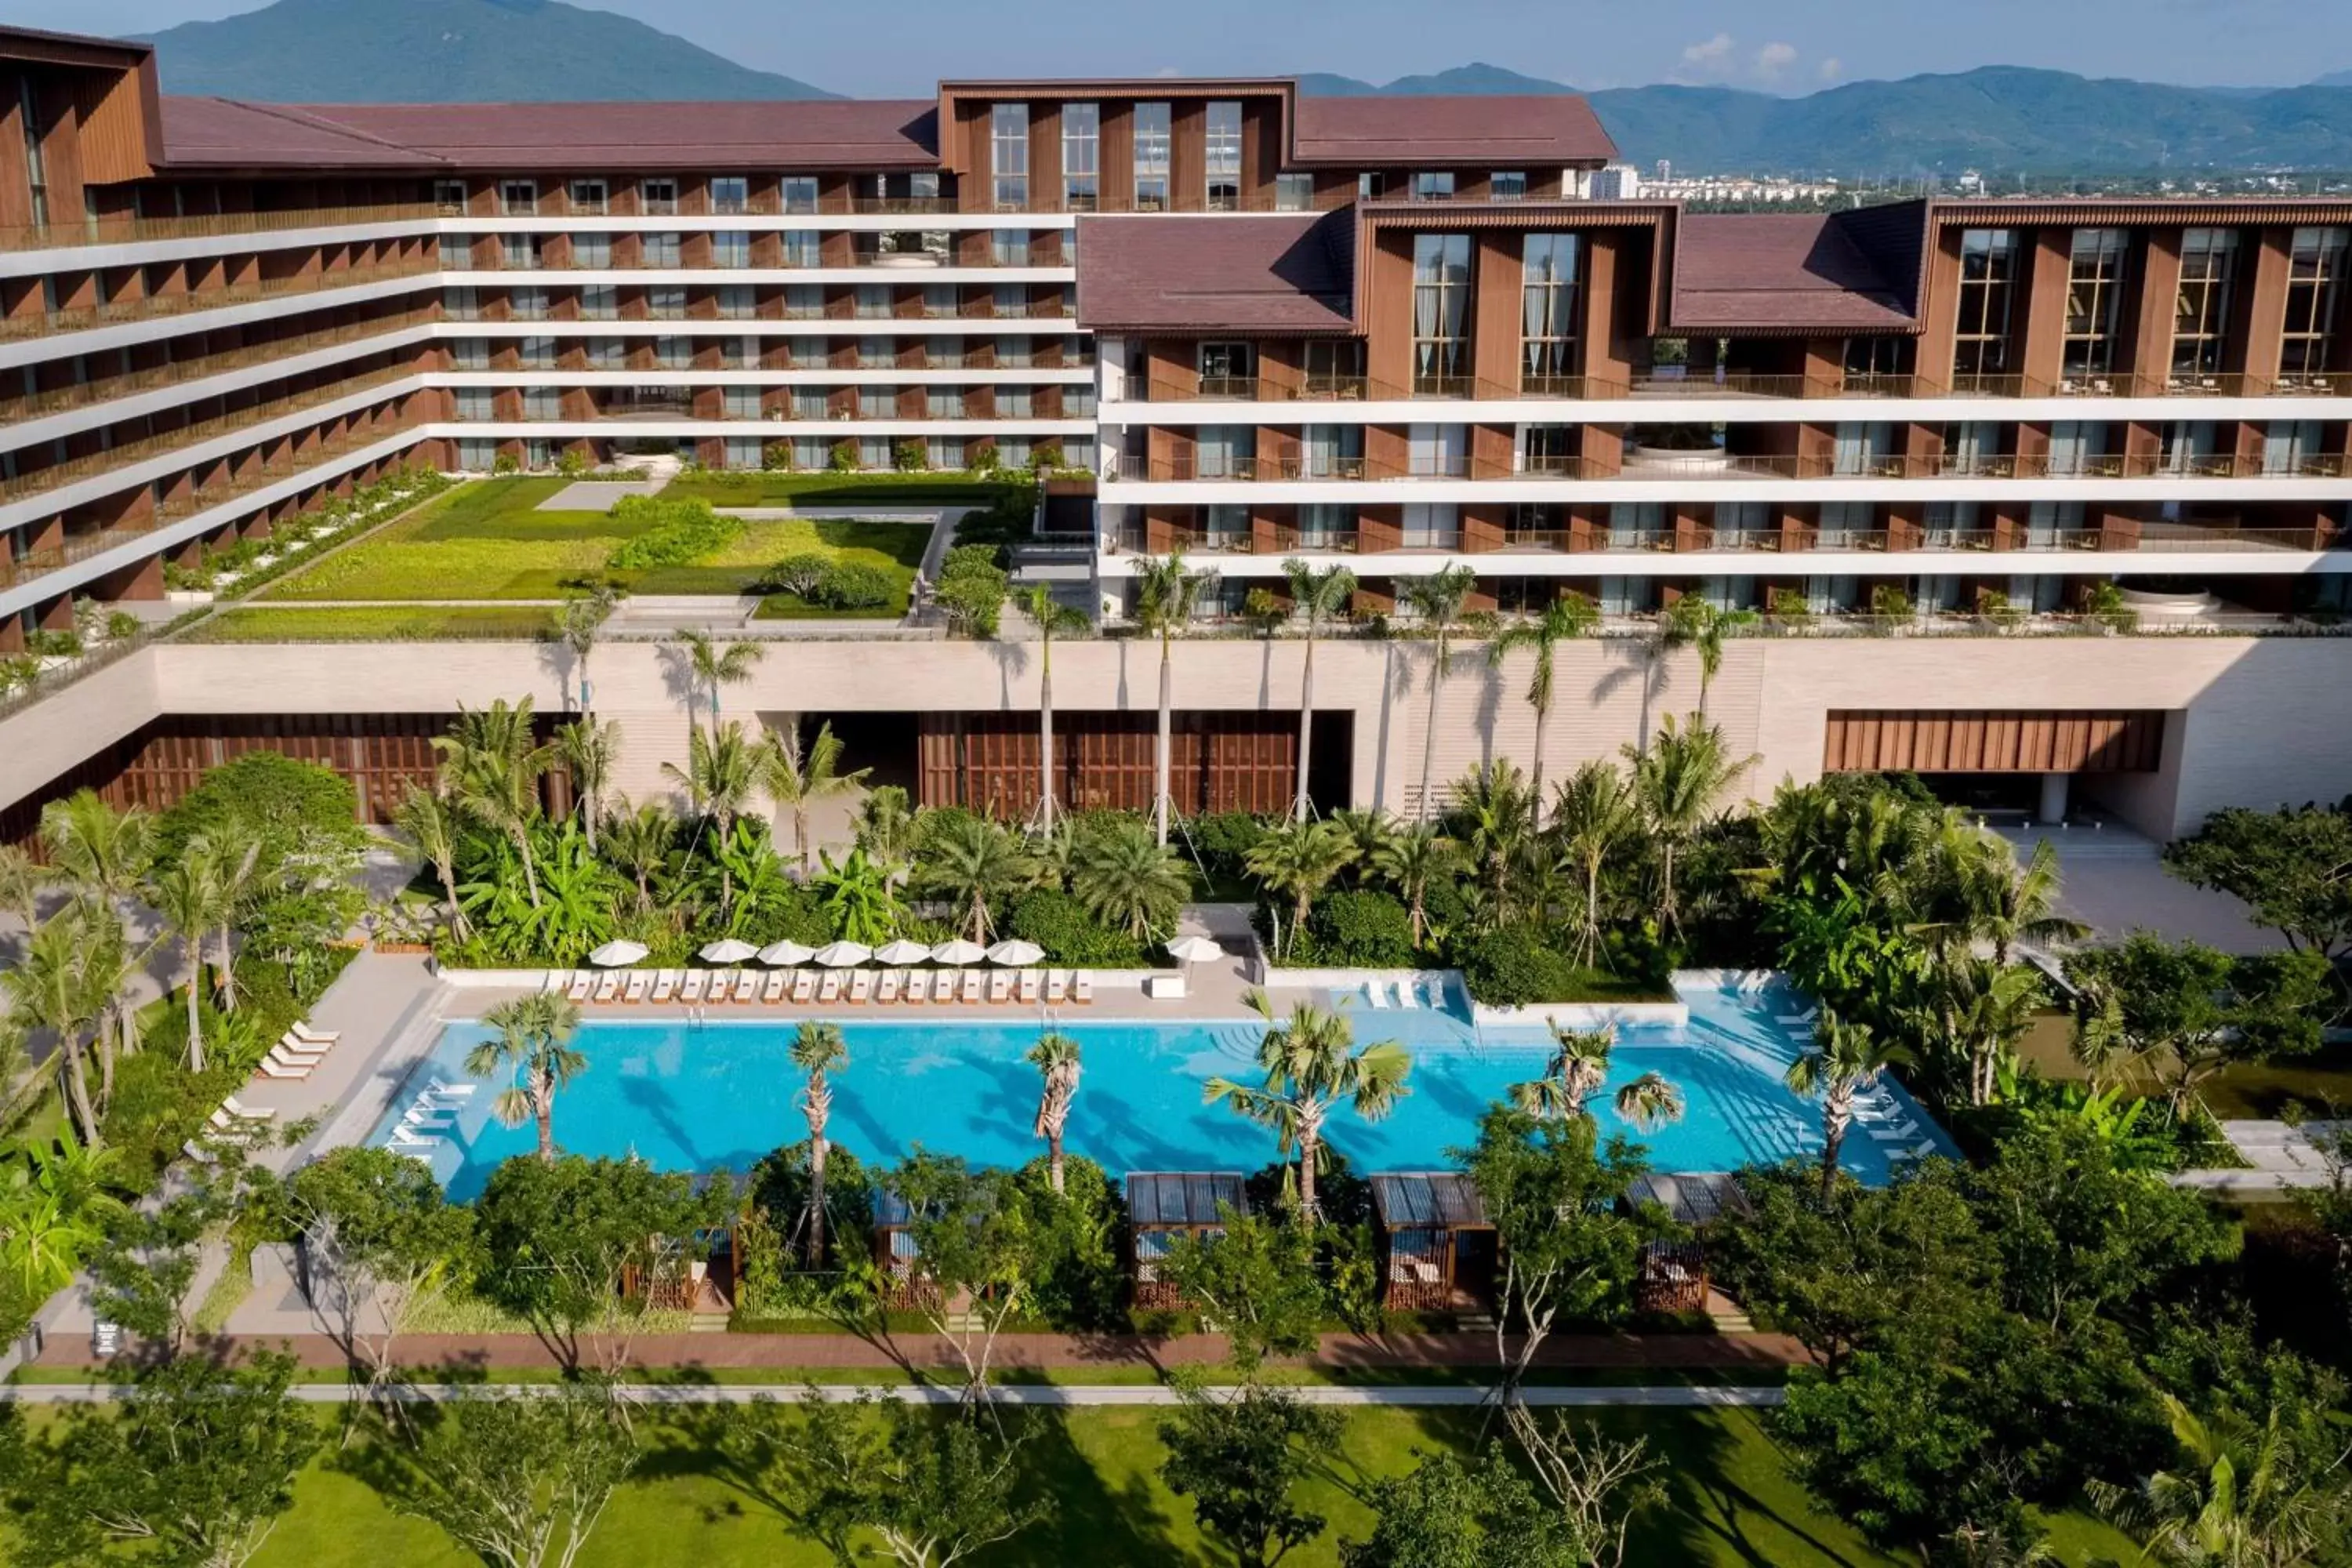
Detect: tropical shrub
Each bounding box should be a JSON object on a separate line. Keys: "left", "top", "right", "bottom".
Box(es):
{"left": 759, "top": 553, "right": 832, "bottom": 599}
{"left": 1007, "top": 889, "right": 1145, "bottom": 968}
{"left": 811, "top": 561, "right": 897, "bottom": 611}
{"left": 1010, "top": 1156, "right": 1126, "bottom": 1330}
{"left": 1454, "top": 924, "right": 1599, "bottom": 1007}
{"left": 1187, "top": 811, "right": 1269, "bottom": 885}
{"left": 933, "top": 545, "right": 1007, "bottom": 637}
{"left": 602, "top": 496, "right": 740, "bottom": 569}
{"left": 1301, "top": 889, "right": 1416, "bottom": 967}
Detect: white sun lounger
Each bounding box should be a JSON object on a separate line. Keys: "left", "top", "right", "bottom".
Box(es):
{"left": 760, "top": 970, "right": 786, "bottom": 1003}
{"left": 960, "top": 970, "right": 984, "bottom": 1004}
{"left": 543, "top": 971, "right": 570, "bottom": 994}
{"left": 622, "top": 971, "right": 650, "bottom": 1004}
{"left": 1018, "top": 970, "right": 1042, "bottom": 1004}
{"left": 387, "top": 1127, "right": 442, "bottom": 1149}
{"left": 817, "top": 971, "right": 843, "bottom": 1003}
{"left": 267, "top": 1044, "right": 324, "bottom": 1071}
{"left": 1073, "top": 972, "right": 1094, "bottom": 1004}
{"left": 426, "top": 1080, "right": 477, "bottom": 1097}
{"left": 849, "top": 970, "right": 874, "bottom": 1004}
{"left": 651, "top": 970, "right": 678, "bottom": 1003}
{"left": 1046, "top": 970, "right": 1069, "bottom": 1004}
{"left": 878, "top": 970, "right": 903, "bottom": 1004}
{"left": 903, "top": 971, "right": 929, "bottom": 1004}
{"left": 277, "top": 1033, "right": 331, "bottom": 1058}
{"left": 183, "top": 1138, "right": 220, "bottom": 1165}
{"left": 222, "top": 1096, "right": 276, "bottom": 1121}
{"left": 258, "top": 1058, "right": 311, "bottom": 1080}
{"left": 289, "top": 1022, "right": 340, "bottom": 1044}
{"left": 735, "top": 970, "right": 761, "bottom": 1003}
{"left": 792, "top": 970, "right": 816, "bottom": 1003}
{"left": 681, "top": 971, "right": 706, "bottom": 1003}
{"left": 985, "top": 971, "right": 1011, "bottom": 1004}
{"left": 205, "top": 1109, "right": 259, "bottom": 1142}
{"left": 568, "top": 972, "right": 594, "bottom": 1002}
{"left": 934, "top": 970, "right": 957, "bottom": 1004}
{"left": 1365, "top": 982, "right": 1390, "bottom": 1008}
{"left": 592, "top": 972, "right": 620, "bottom": 1004}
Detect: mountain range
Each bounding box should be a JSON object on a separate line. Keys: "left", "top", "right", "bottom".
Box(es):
{"left": 129, "top": 0, "right": 2352, "bottom": 173}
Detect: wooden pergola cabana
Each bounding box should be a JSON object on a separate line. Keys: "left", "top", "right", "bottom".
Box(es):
{"left": 1370, "top": 1173, "right": 1496, "bottom": 1313}
{"left": 1623, "top": 1171, "right": 1749, "bottom": 1315}
{"left": 1126, "top": 1172, "right": 1248, "bottom": 1310}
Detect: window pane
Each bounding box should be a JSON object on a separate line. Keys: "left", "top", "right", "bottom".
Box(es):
{"left": 992, "top": 102, "right": 1029, "bottom": 209}
{"left": 1134, "top": 103, "right": 1171, "bottom": 211}
{"left": 1205, "top": 101, "right": 1242, "bottom": 211}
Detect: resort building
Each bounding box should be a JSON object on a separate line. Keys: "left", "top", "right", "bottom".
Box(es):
{"left": 5, "top": 23, "right": 2352, "bottom": 843}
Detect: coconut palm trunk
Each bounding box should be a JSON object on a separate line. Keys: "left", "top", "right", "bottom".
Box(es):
{"left": 804, "top": 1082, "right": 832, "bottom": 1266}
{"left": 1038, "top": 637, "right": 1058, "bottom": 831}
{"left": 1418, "top": 652, "right": 1446, "bottom": 824}
{"left": 1155, "top": 630, "right": 1174, "bottom": 847}
{"left": 1297, "top": 1112, "right": 1324, "bottom": 1218}
{"left": 1295, "top": 633, "right": 1317, "bottom": 823}
{"left": 1820, "top": 1081, "right": 1853, "bottom": 1201}
{"left": 212, "top": 921, "right": 238, "bottom": 1013}
{"left": 60, "top": 1036, "right": 99, "bottom": 1149}
{"left": 182, "top": 963, "right": 205, "bottom": 1076}
{"left": 532, "top": 1071, "right": 557, "bottom": 1163}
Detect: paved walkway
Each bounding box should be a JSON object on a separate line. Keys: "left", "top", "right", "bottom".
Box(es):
{"left": 2172, "top": 1120, "right": 2347, "bottom": 1194}
{"left": 1994, "top": 824, "right": 2281, "bottom": 953}
{"left": 6, "top": 1381, "right": 1786, "bottom": 1408}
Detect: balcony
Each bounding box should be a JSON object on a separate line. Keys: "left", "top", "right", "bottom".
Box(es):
{"left": 1123, "top": 365, "right": 2352, "bottom": 406}
{"left": 0, "top": 203, "right": 437, "bottom": 255}
{"left": 1107, "top": 451, "right": 2352, "bottom": 485}
{"left": 0, "top": 310, "right": 434, "bottom": 423}
{"left": 0, "top": 260, "right": 439, "bottom": 344}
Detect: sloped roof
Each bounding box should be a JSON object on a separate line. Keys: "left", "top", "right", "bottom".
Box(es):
{"left": 1127, "top": 1172, "right": 1250, "bottom": 1227}
{"left": 1670, "top": 211, "right": 1920, "bottom": 333}
{"left": 1293, "top": 94, "right": 1615, "bottom": 168}
{"left": 1076, "top": 210, "right": 1356, "bottom": 334}
{"left": 158, "top": 96, "right": 442, "bottom": 169}
{"left": 1370, "top": 1173, "right": 1491, "bottom": 1229}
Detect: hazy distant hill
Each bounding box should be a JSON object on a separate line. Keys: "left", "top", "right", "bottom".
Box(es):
{"left": 1302, "top": 61, "right": 2352, "bottom": 174}
{"left": 142, "top": 0, "right": 835, "bottom": 103}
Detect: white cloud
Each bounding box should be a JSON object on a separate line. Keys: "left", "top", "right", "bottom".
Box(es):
{"left": 1818, "top": 56, "right": 1844, "bottom": 82}
{"left": 1755, "top": 42, "right": 1798, "bottom": 79}
{"left": 1679, "top": 32, "right": 1738, "bottom": 78}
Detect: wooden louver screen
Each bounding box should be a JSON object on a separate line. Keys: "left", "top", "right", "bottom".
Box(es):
{"left": 1823, "top": 710, "right": 2165, "bottom": 775}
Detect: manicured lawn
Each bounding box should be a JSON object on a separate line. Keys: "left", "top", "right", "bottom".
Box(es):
{"left": 2199, "top": 1040, "right": 2352, "bottom": 1119}
{"left": 183, "top": 606, "right": 560, "bottom": 642}
{"left": 662, "top": 471, "right": 1021, "bottom": 508}
{"left": 256, "top": 478, "right": 931, "bottom": 608}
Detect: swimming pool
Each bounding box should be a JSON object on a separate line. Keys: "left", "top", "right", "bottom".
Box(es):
{"left": 373, "top": 977, "right": 1957, "bottom": 1200}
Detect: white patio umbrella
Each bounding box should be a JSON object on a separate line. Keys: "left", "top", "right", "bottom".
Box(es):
{"left": 756, "top": 940, "right": 817, "bottom": 967}
{"left": 699, "top": 938, "right": 758, "bottom": 964}
{"left": 1166, "top": 935, "right": 1225, "bottom": 967}
{"left": 931, "top": 938, "right": 987, "bottom": 966}
{"left": 985, "top": 939, "right": 1046, "bottom": 967}
{"left": 587, "top": 939, "right": 649, "bottom": 967}
{"left": 812, "top": 941, "right": 874, "bottom": 968}
{"left": 873, "top": 938, "right": 935, "bottom": 966}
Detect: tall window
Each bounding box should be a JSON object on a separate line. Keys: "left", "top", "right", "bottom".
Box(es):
{"left": 1276, "top": 173, "right": 1314, "bottom": 212}
{"left": 710, "top": 176, "right": 749, "bottom": 214}
{"left": 641, "top": 178, "right": 677, "bottom": 215}
{"left": 1412, "top": 171, "right": 1454, "bottom": 202}
{"left": 434, "top": 179, "right": 467, "bottom": 212}
{"left": 643, "top": 231, "right": 681, "bottom": 267}
{"left": 1134, "top": 102, "right": 1171, "bottom": 211}
{"left": 1206, "top": 100, "right": 1243, "bottom": 211}
{"left": 1358, "top": 172, "right": 1385, "bottom": 201}
{"left": 781, "top": 176, "right": 819, "bottom": 214}
{"left": 1062, "top": 102, "right": 1099, "bottom": 210}
{"left": 2063, "top": 228, "right": 2129, "bottom": 379}
{"left": 1490, "top": 171, "right": 1527, "bottom": 201}
{"left": 1519, "top": 233, "right": 1581, "bottom": 390}
{"left": 992, "top": 229, "right": 1029, "bottom": 267}
{"left": 1412, "top": 234, "right": 1473, "bottom": 394}
{"left": 991, "top": 103, "right": 1029, "bottom": 210}
{"left": 782, "top": 230, "right": 820, "bottom": 267}
{"left": 1953, "top": 229, "right": 2015, "bottom": 379}
{"left": 712, "top": 231, "right": 750, "bottom": 268}
{"left": 2171, "top": 227, "right": 2238, "bottom": 382}
{"left": 1197, "top": 341, "right": 1254, "bottom": 394}
{"left": 568, "top": 178, "right": 608, "bottom": 214}
{"left": 2282, "top": 226, "right": 2349, "bottom": 380}
{"left": 572, "top": 232, "right": 611, "bottom": 267}
{"left": 17, "top": 77, "right": 49, "bottom": 225}
{"left": 499, "top": 179, "right": 537, "bottom": 215}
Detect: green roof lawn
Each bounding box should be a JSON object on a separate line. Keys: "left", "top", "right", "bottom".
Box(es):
{"left": 661, "top": 471, "right": 1022, "bottom": 507}
{"left": 257, "top": 477, "right": 932, "bottom": 606}
{"left": 183, "top": 605, "right": 561, "bottom": 642}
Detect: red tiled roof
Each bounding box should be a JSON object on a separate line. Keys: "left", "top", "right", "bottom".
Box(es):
{"left": 1670, "top": 212, "right": 1919, "bottom": 332}
{"left": 1076, "top": 212, "right": 1356, "bottom": 334}
{"left": 158, "top": 97, "right": 940, "bottom": 171}
{"left": 1292, "top": 95, "right": 1614, "bottom": 168}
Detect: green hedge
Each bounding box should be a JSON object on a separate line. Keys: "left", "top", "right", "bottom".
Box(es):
{"left": 1454, "top": 924, "right": 1668, "bottom": 1007}
{"left": 1009, "top": 889, "right": 1146, "bottom": 968}
{"left": 604, "top": 496, "right": 740, "bottom": 569}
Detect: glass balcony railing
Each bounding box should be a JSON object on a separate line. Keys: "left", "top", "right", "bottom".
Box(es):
{"left": 0, "top": 203, "right": 437, "bottom": 254}
{"left": 1107, "top": 450, "right": 2352, "bottom": 485}
{"left": 0, "top": 260, "right": 439, "bottom": 344}
{"left": 1120, "top": 518, "right": 2339, "bottom": 558}
{"left": 0, "top": 310, "right": 434, "bottom": 423}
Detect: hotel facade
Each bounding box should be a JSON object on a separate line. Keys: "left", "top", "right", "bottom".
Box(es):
{"left": 4, "top": 24, "right": 2352, "bottom": 843}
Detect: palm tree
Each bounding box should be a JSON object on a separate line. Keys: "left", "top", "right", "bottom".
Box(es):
{"left": 1616, "top": 1071, "right": 1686, "bottom": 1132}
{"left": 1206, "top": 993, "right": 1410, "bottom": 1219}
{"left": 205, "top": 839, "right": 260, "bottom": 1017}
{"left": 1129, "top": 552, "right": 1217, "bottom": 847}
{"left": 917, "top": 814, "right": 1039, "bottom": 944}
{"left": 0, "top": 1137, "right": 124, "bottom": 1298}
{"left": 1664, "top": 596, "right": 1757, "bottom": 722}
{"left": 1329, "top": 808, "right": 1396, "bottom": 877}
{"left": 435, "top": 699, "right": 554, "bottom": 909}
{"left": 0, "top": 841, "right": 45, "bottom": 930}
{"left": 602, "top": 798, "right": 673, "bottom": 920}
{"left": 37, "top": 789, "right": 156, "bottom": 908}
{"left": 1069, "top": 818, "right": 1189, "bottom": 942}
{"left": 1243, "top": 819, "right": 1359, "bottom": 955}
{"left": 1911, "top": 956, "right": 2045, "bottom": 1109}
{"left": 1398, "top": 565, "right": 1479, "bottom": 822}
{"left": 1784, "top": 1011, "right": 1913, "bottom": 1202}
{"left": 1027, "top": 1032, "right": 1083, "bottom": 1195}
{"left": 671, "top": 630, "right": 764, "bottom": 741}
{"left": 560, "top": 582, "right": 624, "bottom": 714}
{"left": 79, "top": 909, "right": 143, "bottom": 1110}
{"left": 1279, "top": 558, "right": 1358, "bottom": 822}
{"left": 1018, "top": 585, "right": 1091, "bottom": 833}
{"left": 1370, "top": 822, "right": 1459, "bottom": 949}
{"left": 764, "top": 721, "right": 871, "bottom": 872}
{"left": 1974, "top": 837, "right": 2088, "bottom": 968}
{"left": 854, "top": 786, "right": 918, "bottom": 880}
{"left": 789, "top": 1022, "right": 848, "bottom": 1265}
{"left": 552, "top": 718, "right": 620, "bottom": 852}
{"left": 1486, "top": 592, "right": 1597, "bottom": 804}
{"left": 663, "top": 721, "right": 764, "bottom": 918}
{"left": 1623, "top": 714, "right": 1756, "bottom": 938}
{"left": 2090, "top": 1395, "right": 2350, "bottom": 1568}
{"left": 1450, "top": 759, "right": 1538, "bottom": 922}
{"left": 4, "top": 915, "right": 103, "bottom": 1145}
{"left": 394, "top": 785, "right": 473, "bottom": 944}
{"left": 1550, "top": 760, "right": 1640, "bottom": 971}
{"left": 1510, "top": 1024, "right": 1615, "bottom": 1120}
{"left": 466, "top": 993, "right": 587, "bottom": 1163}
{"left": 146, "top": 839, "right": 234, "bottom": 1073}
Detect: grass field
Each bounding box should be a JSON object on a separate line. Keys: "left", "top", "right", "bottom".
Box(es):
{"left": 10, "top": 1402, "right": 2107, "bottom": 1568}
{"left": 183, "top": 605, "right": 561, "bottom": 642}
{"left": 662, "top": 472, "right": 1021, "bottom": 508}
{"left": 256, "top": 478, "right": 931, "bottom": 608}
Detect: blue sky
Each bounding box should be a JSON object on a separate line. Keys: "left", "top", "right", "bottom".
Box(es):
{"left": 23, "top": 0, "right": 2347, "bottom": 96}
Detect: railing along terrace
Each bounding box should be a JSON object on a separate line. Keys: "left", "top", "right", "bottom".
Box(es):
{"left": 1130, "top": 366, "right": 2352, "bottom": 405}
{"left": 1109, "top": 450, "right": 2352, "bottom": 484}
{"left": 0, "top": 260, "right": 441, "bottom": 344}
{"left": 0, "top": 310, "right": 436, "bottom": 423}
{"left": 0, "top": 203, "right": 440, "bottom": 254}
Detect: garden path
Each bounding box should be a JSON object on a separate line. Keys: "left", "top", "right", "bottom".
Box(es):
{"left": 5, "top": 1379, "right": 1788, "bottom": 1406}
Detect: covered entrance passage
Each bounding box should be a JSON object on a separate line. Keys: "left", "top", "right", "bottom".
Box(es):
{"left": 1822, "top": 709, "right": 2168, "bottom": 825}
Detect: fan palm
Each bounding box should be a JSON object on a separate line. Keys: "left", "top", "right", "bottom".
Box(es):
{"left": 553, "top": 717, "right": 621, "bottom": 852}
{"left": 1615, "top": 1072, "right": 1686, "bottom": 1132}
{"left": 1243, "top": 818, "right": 1359, "bottom": 954}
{"left": 465, "top": 993, "right": 587, "bottom": 1163}
{"left": 663, "top": 720, "right": 764, "bottom": 919}
{"left": 1551, "top": 759, "right": 1640, "bottom": 970}
{"left": 764, "top": 721, "right": 871, "bottom": 872}
{"left": 790, "top": 1022, "right": 849, "bottom": 1265}
{"left": 1206, "top": 993, "right": 1410, "bottom": 1219}
{"left": 1370, "top": 822, "right": 1459, "bottom": 949}
{"left": 559, "top": 581, "right": 624, "bottom": 714}
{"left": 1130, "top": 551, "right": 1217, "bottom": 846}
{"left": 671, "top": 629, "right": 764, "bottom": 740}
{"left": 601, "top": 797, "right": 674, "bottom": 919}
{"left": 1624, "top": 714, "right": 1756, "bottom": 938}
{"left": 1784, "top": 1011, "right": 1914, "bottom": 1202}
{"left": 37, "top": 789, "right": 157, "bottom": 908}
{"left": 1027, "top": 1032, "right": 1083, "bottom": 1195}
{"left": 1019, "top": 585, "right": 1092, "bottom": 833}
{"left": 1069, "top": 818, "right": 1190, "bottom": 942}
{"left": 2089, "top": 1394, "right": 2351, "bottom": 1568}
{"left": 1329, "top": 808, "right": 1396, "bottom": 877}
{"left": 1510, "top": 1025, "right": 1618, "bottom": 1121}
{"left": 394, "top": 785, "right": 472, "bottom": 943}
{"left": 434, "top": 698, "right": 554, "bottom": 909}
{"left": 1279, "top": 558, "right": 1358, "bottom": 822}
{"left": 916, "top": 814, "right": 1039, "bottom": 945}
{"left": 1486, "top": 591, "right": 1598, "bottom": 804}
{"left": 1398, "top": 565, "right": 1479, "bottom": 822}
{"left": 145, "top": 838, "right": 236, "bottom": 1073}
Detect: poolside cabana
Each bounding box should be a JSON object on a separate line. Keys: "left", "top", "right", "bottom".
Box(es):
{"left": 1126, "top": 1172, "right": 1248, "bottom": 1310}
{"left": 1622, "top": 1172, "right": 1750, "bottom": 1315}
{"left": 1370, "top": 1173, "right": 1496, "bottom": 1314}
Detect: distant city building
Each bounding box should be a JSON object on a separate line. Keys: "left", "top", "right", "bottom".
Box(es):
{"left": 1592, "top": 162, "right": 1644, "bottom": 200}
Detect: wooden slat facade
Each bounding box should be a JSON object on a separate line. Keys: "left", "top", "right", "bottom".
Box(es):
{"left": 916, "top": 710, "right": 1298, "bottom": 818}
{"left": 1823, "top": 710, "right": 2166, "bottom": 775}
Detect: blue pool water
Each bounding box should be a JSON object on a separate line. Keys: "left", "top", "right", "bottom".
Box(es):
{"left": 374, "top": 978, "right": 1958, "bottom": 1200}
